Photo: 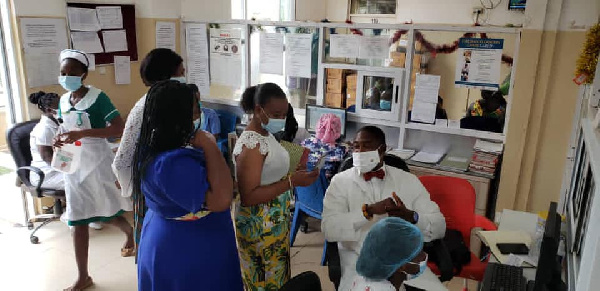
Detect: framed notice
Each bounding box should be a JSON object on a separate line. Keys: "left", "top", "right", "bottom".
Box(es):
{"left": 455, "top": 38, "right": 503, "bottom": 90}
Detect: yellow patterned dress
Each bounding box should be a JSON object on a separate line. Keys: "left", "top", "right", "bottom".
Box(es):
{"left": 233, "top": 131, "right": 291, "bottom": 291}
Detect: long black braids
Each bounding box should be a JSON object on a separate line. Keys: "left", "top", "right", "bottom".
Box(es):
{"left": 28, "top": 91, "right": 59, "bottom": 112}
{"left": 130, "top": 80, "right": 195, "bottom": 257}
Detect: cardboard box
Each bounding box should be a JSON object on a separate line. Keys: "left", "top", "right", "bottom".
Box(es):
{"left": 327, "top": 68, "right": 345, "bottom": 79}
{"left": 346, "top": 74, "right": 357, "bottom": 91}
{"left": 327, "top": 78, "right": 345, "bottom": 93}
{"left": 346, "top": 89, "right": 357, "bottom": 108}
{"left": 413, "top": 55, "right": 422, "bottom": 70}
{"left": 325, "top": 93, "right": 345, "bottom": 108}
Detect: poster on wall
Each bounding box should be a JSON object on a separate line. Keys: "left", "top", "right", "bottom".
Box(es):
{"left": 186, "top": 23, "right": 210, "bottom": 96}
{"left": 454, "top": 38, "right": 504, "bottom": 90}
{"left": 20, "top": 17, "right": 69, "bottom": 88}
{"left": 209, "top": 28, "right": 242, "bottom": 88}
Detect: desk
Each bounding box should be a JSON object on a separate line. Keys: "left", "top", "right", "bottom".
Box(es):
{"left": 484, "top": 210, "right": 540, "bottom": 281}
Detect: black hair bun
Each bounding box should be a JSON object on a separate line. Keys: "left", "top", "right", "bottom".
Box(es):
{"left": 28, "top": 91, "right": 46, "bottom": 105}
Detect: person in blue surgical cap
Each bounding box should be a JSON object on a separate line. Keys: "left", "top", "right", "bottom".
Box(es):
{"left": 350, "top": 217, "right": 428, "bottom": 291}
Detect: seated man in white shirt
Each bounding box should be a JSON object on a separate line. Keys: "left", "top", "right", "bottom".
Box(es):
{"left": 322, "top": 125, "right": 446, "bottom": 291}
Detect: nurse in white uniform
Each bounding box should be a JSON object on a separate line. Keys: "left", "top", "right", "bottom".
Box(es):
{"left": 54, "top": 49, "right": 133, "bottom": 291}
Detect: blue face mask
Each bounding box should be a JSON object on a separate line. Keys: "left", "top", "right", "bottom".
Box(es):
{"left": 403, "top": 253, "right": 428, "bottom": 281}
{"left": 380, "top": 100, "right": 392, "bottom": 110}
{"left": 171, "top": 76, "right": 186, "bottom": 83}
{"left": 58, "top": 76, "right": 83, "bottom": 92}
{"left": 261, "top": 108, "right": 286, "bottom": 134}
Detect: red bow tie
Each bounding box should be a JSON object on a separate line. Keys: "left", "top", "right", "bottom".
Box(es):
{"left": 363, "top": 169, "right": 385, "bottom": 181}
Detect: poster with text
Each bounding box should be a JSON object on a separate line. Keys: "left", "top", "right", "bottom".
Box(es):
{"left": 210, "top": 28, "right": 242, "bottom": 88}
{"left": 454, "top": 38, "right": 503, "bottom": 90}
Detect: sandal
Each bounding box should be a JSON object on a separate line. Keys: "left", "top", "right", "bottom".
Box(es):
{"left": 63, "top": 276, "right": 94, "bottom": 291}
{"left": 121, "top": 247, "right": 136, "bottom": 257}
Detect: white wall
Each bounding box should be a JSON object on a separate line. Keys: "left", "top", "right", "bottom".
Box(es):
{"left": 296, "top": 0, "right": 328, "bottom": 21}
{"left": 326, "top": 0, "right": 349, "bottom": 22}
{"left": 181, "top": 0, "right": 231, "bottom": 21}
{"left": 394, "top": 0, "right": 524, "bottom": 26}
{"left": 14, "top": 0, "right": 181, "bottom": 18}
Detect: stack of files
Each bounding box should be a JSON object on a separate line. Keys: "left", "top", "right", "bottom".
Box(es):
{"left": 410, "top": 151, "right": 445, "bottom": 164}
{"left": 439, "top": 155, "right": 471, "bottom": 172}
{"left": 469, "top": 139, "right": 503, "bottom": 177}
{"left": 388, "top": 149, "right": 415, "bottom": 160}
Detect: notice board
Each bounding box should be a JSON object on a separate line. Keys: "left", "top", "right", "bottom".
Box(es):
{"left": 66, "top": 2, "right": 138, "bottom": 65}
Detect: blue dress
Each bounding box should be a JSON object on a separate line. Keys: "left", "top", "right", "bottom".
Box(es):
{"left": 137, "top": 148, "right": 243, "bottom": 291}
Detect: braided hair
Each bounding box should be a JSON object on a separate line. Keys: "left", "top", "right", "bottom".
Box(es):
{"left": 130, "top": 80, "right": 194, "bottom": 248}
{"left": 28, "top": 91, "right": 59, "bottom": 114}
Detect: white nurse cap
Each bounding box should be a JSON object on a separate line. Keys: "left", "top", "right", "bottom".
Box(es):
{"left": 59, "top": 49, "right": 89, "bottom": 68}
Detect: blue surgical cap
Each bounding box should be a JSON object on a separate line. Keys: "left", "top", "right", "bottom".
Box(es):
{"left": 356, "top": 217, "right": 424, "bottom": 280}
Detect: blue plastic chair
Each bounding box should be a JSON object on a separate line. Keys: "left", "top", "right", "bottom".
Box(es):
{"left": 214, "top": 109, "right": 237, "bottom": 157}
{"left": 290, "top": 168, "right": 329, "bottom": 265}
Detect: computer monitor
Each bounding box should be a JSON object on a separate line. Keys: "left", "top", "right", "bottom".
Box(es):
{"left": 305, "top": 104, "right": 347, "bottom": 137}
{"left": 508, "top": 0, "right": 527, "bottom": 10}
{"left": 532, "top": 202, "right": 566, "bottom": 291}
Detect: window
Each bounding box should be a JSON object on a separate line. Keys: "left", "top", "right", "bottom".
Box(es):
{"left": 231, "top": 0, "right": 295, "bottom": 21}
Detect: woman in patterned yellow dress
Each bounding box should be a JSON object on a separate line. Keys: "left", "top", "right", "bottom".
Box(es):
{"left": 234, "top": 83, "right": 319, "bottom": 290}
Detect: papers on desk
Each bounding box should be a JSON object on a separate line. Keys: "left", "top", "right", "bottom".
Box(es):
{"left": 498, "top": 209, "right": 540, "bottom": 239}
{"left": 410, "top": 151, "right": 444, "bottom": 164}
{"left": 478, "top": 231, "right": 536, "bottom": 267}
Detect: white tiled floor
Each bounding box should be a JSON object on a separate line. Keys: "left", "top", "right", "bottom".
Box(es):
{"left": 0, "top": 213, "right": 475, "bottom": 291}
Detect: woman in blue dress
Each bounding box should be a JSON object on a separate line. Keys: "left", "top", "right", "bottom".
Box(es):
{"left": 132, "top": 80, "right": 243, "bottom": 290}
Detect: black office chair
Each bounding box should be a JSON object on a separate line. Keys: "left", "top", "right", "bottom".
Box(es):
{"left": 7, "top": 120, "right": 66, "bottom": 244}
{"left": 325, "top": 154, "right": 410, "bottom": 290}
{"left": 279, "top": 271, "right": 322, "bottom": 291}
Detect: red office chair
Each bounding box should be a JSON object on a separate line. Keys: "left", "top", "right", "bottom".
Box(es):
{"left": 418, "top": 176, "right": 497, "bottom": 290}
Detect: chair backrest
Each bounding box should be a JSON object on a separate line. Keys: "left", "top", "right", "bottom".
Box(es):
{"left": 418, "top": 176, "right": 476, "bottom": 246}
{"left": 338, "top": 154, "right": 410, "bottom": 173}
{"left": 295, "top": 168, "right": 328, "bottom": 215}
{"left": 215, "top": 109, "right": 238, "bottom": 140}
{"left": 279, "top": 271, "right": 322, "bottom": 291}
{"left": 6, "top": 120, "right": 39, "bottom": 183}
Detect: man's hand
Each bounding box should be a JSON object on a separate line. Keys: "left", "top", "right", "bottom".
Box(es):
{"left": 366, "top": 197, "right": 397, "bottom": 216}
{"left": 386, "top": 192, "right": 416, "bottom": 223}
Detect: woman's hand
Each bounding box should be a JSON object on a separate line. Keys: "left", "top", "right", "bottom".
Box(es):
{"left": 291, "top": 169, "right": 319, "bottom": 187}
{"left": 191, "top": 130, "right": 217, "bottom": 150}
{"left": 53, "top": 131, "right": 85, "bottom": 148}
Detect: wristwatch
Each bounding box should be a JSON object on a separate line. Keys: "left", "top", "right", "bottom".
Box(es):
{"left": 412, "top": 211, "right": 419, "bottom": 224}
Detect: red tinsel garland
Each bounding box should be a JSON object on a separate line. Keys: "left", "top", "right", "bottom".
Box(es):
{"left": 345, "top": 20, "right": 513, "bottom": 65}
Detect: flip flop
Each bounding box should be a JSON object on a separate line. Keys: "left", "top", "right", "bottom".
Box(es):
{"left": 121, "top": 247, "right": 136, "bottom": 257}
{"left": 63, "top": 276, "right": 94, "bottom": 291}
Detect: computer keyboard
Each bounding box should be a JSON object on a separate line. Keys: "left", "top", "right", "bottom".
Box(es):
{"left": 481, "top": 262, "right": 527, "bottom": 291}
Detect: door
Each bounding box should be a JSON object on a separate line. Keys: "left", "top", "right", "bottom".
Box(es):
{"left": 355, "top": 70, "right": 404, "bottom": 120}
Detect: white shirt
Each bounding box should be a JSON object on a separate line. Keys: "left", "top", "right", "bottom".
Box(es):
{"left": 321, "top": 165, "right": 446, "bottom": 291}
{"left": 30, "top": 116, "right": 59, "bottom": 171}
{"left": 350, "top": 276, "right": 399, "bottom": 291}
{"left": 232, "top": 131, "right": 290, "bottom": 186}
{"left": 112, "top": 95, "right": 145, "bottom": 197}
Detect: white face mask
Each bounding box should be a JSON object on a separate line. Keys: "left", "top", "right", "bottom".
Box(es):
{"left": 352, "top": 149, "right": 381, "bottom": 173}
